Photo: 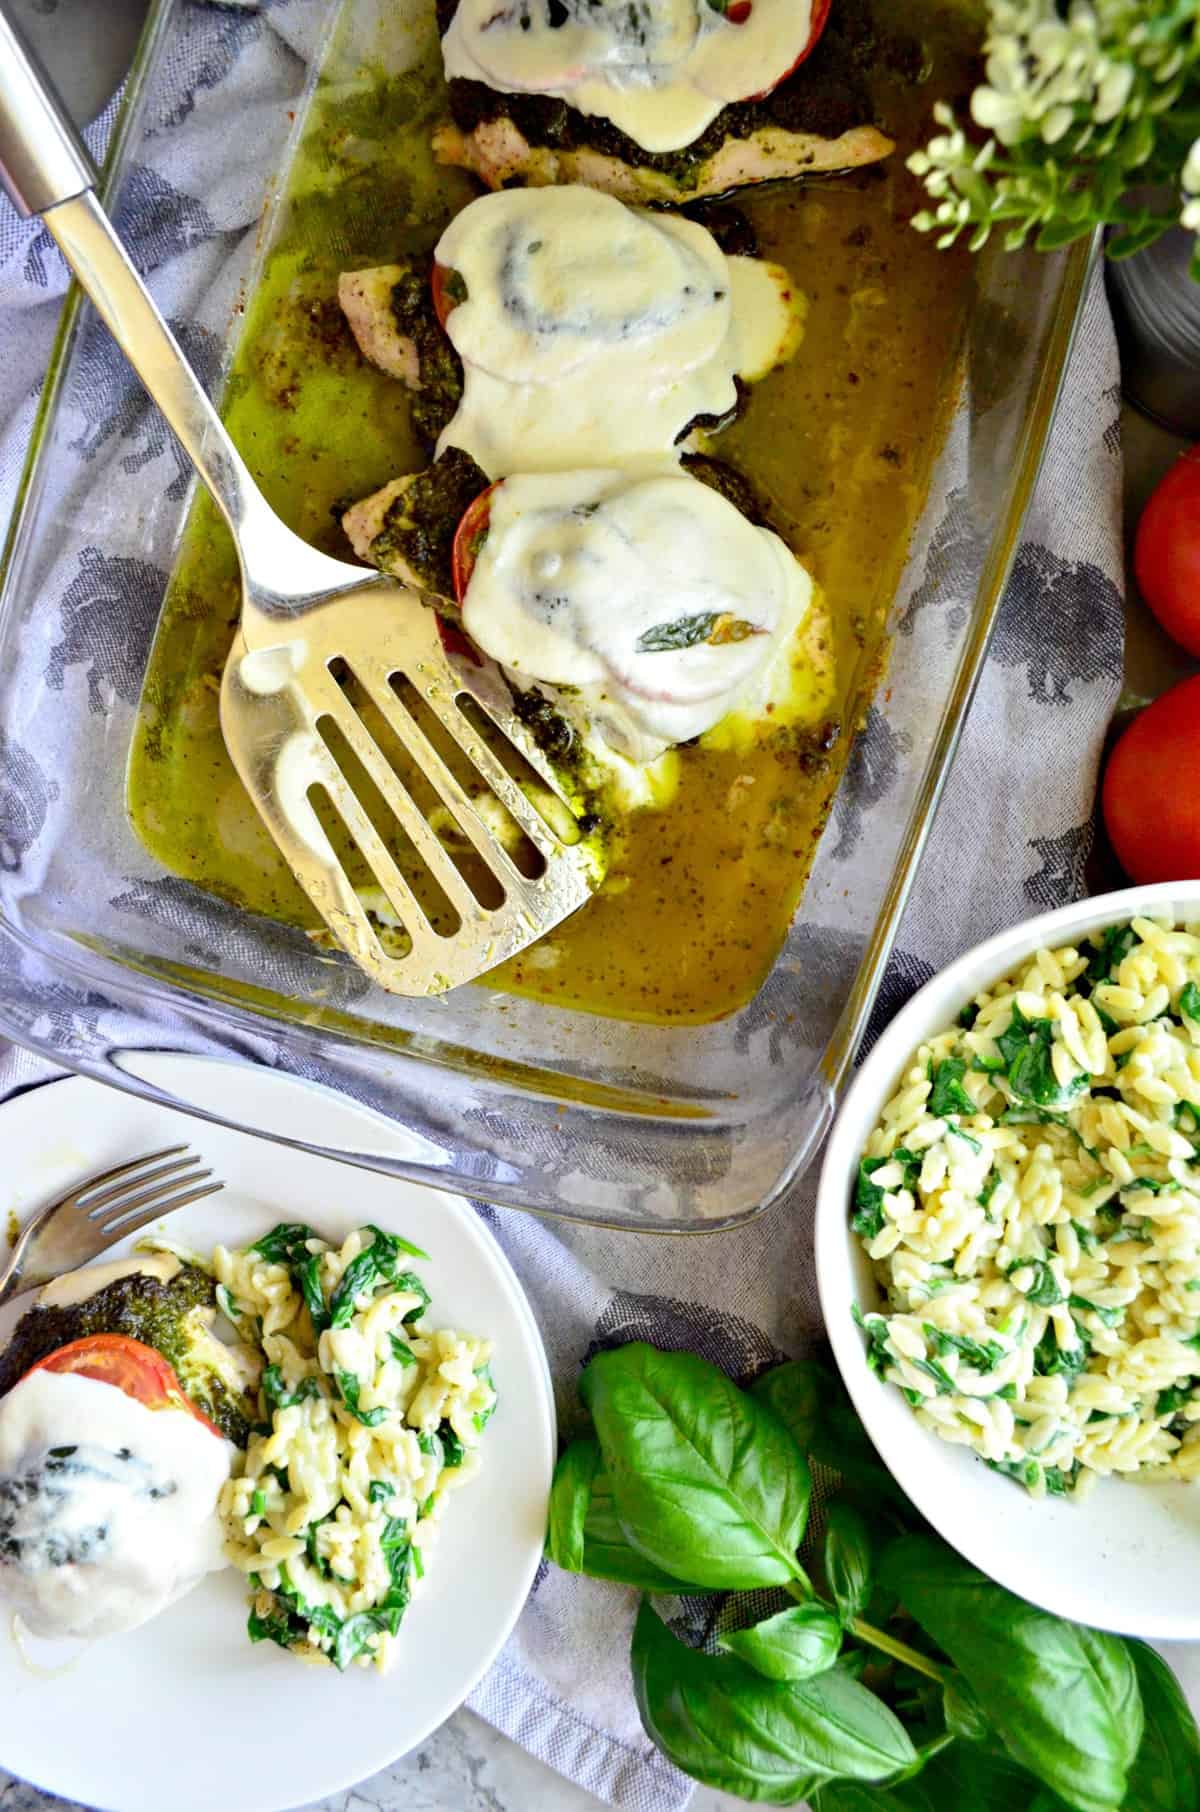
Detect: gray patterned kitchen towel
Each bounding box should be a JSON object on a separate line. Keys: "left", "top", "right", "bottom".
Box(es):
{"left": 0, "top": 4, "right": 1137, "bottom": 1811}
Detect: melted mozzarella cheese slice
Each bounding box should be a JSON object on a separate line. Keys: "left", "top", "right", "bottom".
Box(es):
{"left": 442, "top": 0, "right": 815, "bottom": 155}
{"left": 460, "top": 467, "right": 812, "bottom": 763}
{"left": 434, "top": 187, "right": 800, "bottom": 477}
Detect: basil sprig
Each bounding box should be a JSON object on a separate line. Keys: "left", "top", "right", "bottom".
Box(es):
{"left": 580, "top": 1343, "right": 810, "bottom": 1589}
{"left": 544, "top": 1342, "right": 1199, "bottom": 1810}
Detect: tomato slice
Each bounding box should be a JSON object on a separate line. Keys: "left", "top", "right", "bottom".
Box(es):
{"left": 743, "top": 0, "right": 831, "bottom": 100}
{"left": 451, "top": 481, "right": 501, "bottom": 604}
{"left": 431, "top": 261, "right": 467, "bottom": 334}
{"left": 24, "top": 1334, "right": 223, "bottom": 1438}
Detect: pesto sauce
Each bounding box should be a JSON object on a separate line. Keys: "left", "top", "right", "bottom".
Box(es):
{"left": 0, "top": 1267, "right": 253, "bottom": 1448}
{"left": 126, "top": 0, "right": 977, "bottom": 1027}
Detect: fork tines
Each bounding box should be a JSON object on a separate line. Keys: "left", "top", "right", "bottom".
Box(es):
{"left": 76, "top": 1145, "right": 224, "bottom": 1236}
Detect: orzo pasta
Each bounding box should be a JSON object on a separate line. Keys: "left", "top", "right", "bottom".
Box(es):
{"left": 851, "top": 916, "right": 1200, "bottom": 1497}
{"left": 201, "top": 1221, "right": 495, "bottom": 1669}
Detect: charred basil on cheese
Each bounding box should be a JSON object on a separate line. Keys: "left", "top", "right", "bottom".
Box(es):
{"left": 450, "top": 466, "right": 815, "bottom": 767}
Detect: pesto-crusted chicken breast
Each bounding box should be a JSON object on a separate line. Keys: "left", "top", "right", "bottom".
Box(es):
{"left": 433, "top": 0, "right": 898, "bottom": 202}
{"left": 337, "top": 187, "right": 803, "bottom": 479}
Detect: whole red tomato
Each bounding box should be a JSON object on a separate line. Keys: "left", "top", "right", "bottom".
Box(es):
{"left": 1103, "top": 676, "right": 1200, "bottom": 883}
{"left": 1134, "top": 445, "right": 1200, "bottom": 655}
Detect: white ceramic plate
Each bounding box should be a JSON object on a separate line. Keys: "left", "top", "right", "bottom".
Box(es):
{"left": 0, "top": 1071, "right": 555, "bottom": 1812}
{"left": 816, "top": 881, "right": 1200, "bottom": 1642}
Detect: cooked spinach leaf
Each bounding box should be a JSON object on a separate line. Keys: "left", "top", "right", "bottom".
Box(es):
{"left": 929, "top": 1058, "right": 976, "bottom": 1119}
{"left": 997, "top": 1007, "right": 1087, "bottom": 1111}
{"left": 1007, "top": 1257, "right": 1065, "bottom": 1307}
{"left": 925, "top": 1326, "right": 1005, "bottom": 1373}
{"left": 335, "top": 1368, "right": 388, "bottom": 1426}
{"left": 328, "top": 1226, "right": 430, "bottom": 1329}
{"left": 261, "top": 1365, "right": 320, "bottom": 1411}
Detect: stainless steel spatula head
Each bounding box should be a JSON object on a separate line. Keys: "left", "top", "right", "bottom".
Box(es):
{"left": 221, "top": 583, "right": 596, "bottom": 995}
{"left": 0, "top": 6, "right": 596, "bottom": 997}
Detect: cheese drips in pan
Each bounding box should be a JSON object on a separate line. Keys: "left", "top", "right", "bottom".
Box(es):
{"left": 433, "top": 187, "right": 801, "bottom": 477}
{"left": 460, "top": 467, "right": 812, "bottom": 764}
{"left": 442, "top": 0, "right": 818, "bottom": 155}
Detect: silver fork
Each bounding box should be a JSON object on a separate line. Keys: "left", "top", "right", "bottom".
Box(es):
{"left": 0, "top": 1146, "right": 223, "bottom": 1307}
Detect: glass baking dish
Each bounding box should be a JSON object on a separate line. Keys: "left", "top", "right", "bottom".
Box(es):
{"left": 0, "top": 0, "right": 1093, "bottom": 1231}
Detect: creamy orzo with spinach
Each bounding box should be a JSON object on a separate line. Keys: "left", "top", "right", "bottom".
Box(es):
{"left": 211, "top": 1221, "right": 495, "bottom": 1669}
{"left": 852, "top": 916, "right": 1200, "bottom": 1498}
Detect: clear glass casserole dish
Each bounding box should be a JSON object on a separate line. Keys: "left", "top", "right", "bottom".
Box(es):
{"left": 0, "top": 0, "right": 1093, "bottom": 1231}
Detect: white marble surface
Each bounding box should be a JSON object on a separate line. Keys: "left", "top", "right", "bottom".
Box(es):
{"left": 0, "top": 1707, "right": 741, "bottom": 1812}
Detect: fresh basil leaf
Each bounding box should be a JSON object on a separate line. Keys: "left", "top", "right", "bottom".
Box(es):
{"left": 879, "top": 1536, "right": 1143, "bottom": 1812}
{"left": 749, "top": 1359, "right": 824, "bottom": 1456}
{"left": 816, "top": 1742, "right": 1045, "bottom": 1811}
{"left": 546, "top": 1438, "right": 601, "bottom": 1575}
{"left": 717, "top": 1604, "right": 843, "bottom": 1682}
{"left": 825, "top": 1503, "right": 873, "bottom": 1623}
{"left": 581, "top": 1344, "right": 811, "bottom": 1589}
{"left": 583, "top": 1467, "right": 699, "bottom": 1591}
{"left": 1123, "top": 1639, "right": 1200, "bottom": 1812}
{"left": 944, "top": 1674, "right": 991, "bottom": 1745}
{"left": 546, "top": 1437, "right": 696, "bottom": 1591}
{"left": 809, "top": 1368, "right": 913, "bottom": 1513}
{"left": 930, "top": 1058, "right": 975, "bottom": 1119}
{"left": 632, "top": 1601, "right": 916, "bottom": 1801}
{"left": 335, "top": 1368, "right": 388, "bottom": 1427}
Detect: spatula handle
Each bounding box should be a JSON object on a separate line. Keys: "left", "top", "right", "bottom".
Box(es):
{"left": 0, "top": 3, "right": 350, "bottom": 609}
{"left": 0, "top": 6, "right": 95, "bottom": 217}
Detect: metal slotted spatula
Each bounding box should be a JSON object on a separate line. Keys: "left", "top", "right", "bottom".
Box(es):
{"left": 0, "top": 11, "right": 595, "bottom": 996}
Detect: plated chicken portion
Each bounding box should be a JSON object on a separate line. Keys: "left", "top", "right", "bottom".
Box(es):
{"left": 433, "top": 0, "right": 896, "bottom": 202}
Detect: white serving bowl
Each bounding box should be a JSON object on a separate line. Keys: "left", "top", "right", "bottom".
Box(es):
{"left": 815, "top": 881, "right": 1200, "bottom": 1640}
